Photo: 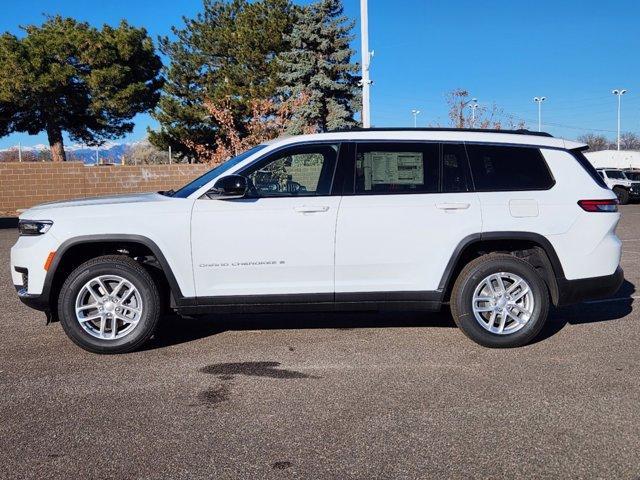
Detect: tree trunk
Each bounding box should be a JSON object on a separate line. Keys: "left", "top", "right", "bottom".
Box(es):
{"left": 458, "top": 101, "right": 465, "bottom": 128}
{"left": 47, "top": 127, "right": 66, "bottom": 162}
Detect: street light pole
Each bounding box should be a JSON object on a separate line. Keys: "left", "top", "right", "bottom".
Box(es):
{"left": 469, "top": 98, "right": 479, "bottom": 127}
{"left": 533, "top": 96, "right": 546, "bottom": 132}
{"left": 360, "top": 0, "right": 373, "bottom": 128}
{"left": 612, "top": 89, "right": 627, "bottom": 150}
{"left": 411, "top": 109, "right": 421, "bottom": 128}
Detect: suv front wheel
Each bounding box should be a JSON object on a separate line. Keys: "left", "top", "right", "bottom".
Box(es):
{"left": 58, "top": 255, "right": 161, "bottom": 354}
{"left": 450, "top": 253, "right": 549, "bottom": 348}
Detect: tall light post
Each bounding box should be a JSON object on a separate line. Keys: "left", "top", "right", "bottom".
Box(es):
{"left": 411, "top": 109, "right": 421, "bottom": 128}
{"left": 533, "top": 96, "right": 546, "bottom": 132}
{"left": 612, "top": 89, "right": 627, "bottom": 150}
{"left": 469, "top": 98, "right": 479, "bottom": 127}
{"left": 360, "top": 0, "right": 373, "bottom": 128}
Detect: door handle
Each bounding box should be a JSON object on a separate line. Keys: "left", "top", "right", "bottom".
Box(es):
{"left": 294, "top": 205, "right": 330, "bottom": 213}
{"left": 436, "top": 203, "right": 470, "bottom": 210}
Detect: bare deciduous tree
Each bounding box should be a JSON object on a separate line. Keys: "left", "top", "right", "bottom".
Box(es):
{"left": 620, "top": 132, "right": 640, "bottom": 151}
{"left": 444, "top": 89, "right": 526, "bottom": 130}
{"left": 0, "top": 149, "right": 50, "bottom": 162}
{"left": 123, "top": 141, "right": 173, "bottom": 165}
{"left": 185, "top": 93, "right": 312, "bottom": 165}
{"left": 577, "top": 133, "right": 613, "bottom": 151}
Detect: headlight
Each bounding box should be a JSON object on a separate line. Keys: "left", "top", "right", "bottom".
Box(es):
{"left": 18, "top": 220, "right": 53, "bottom": 236}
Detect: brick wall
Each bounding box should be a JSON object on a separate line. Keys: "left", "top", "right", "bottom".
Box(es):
{"left": 0, "top": 162, "right": 210, "bottom": 216}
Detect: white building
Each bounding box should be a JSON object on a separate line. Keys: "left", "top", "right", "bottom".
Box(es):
{"left": 584, "top": 150, "right": 640, "bottom": 169}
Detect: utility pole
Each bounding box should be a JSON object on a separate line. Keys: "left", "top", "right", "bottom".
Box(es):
{"left": 96, "top": 147, "right": 99, "bottom": 165}
{"left": 411, "top": 109, "right": 421, "bottom": 128}
{"left": 533, "top": 96, "right": 546, "bottom": 132}
{"left": 360, "top": 0, "right": 373, "bottom": 128}
{"left": 612, "top": 89, "right": 627, "bottom": 150}
{"left": 469, "top": 98, "right": 479, "bottom": 127}
{"left": 18, "top": 142, "right": 22, "bottom": 162}
{"left": 169, "top": 146, "right": 172, "bottom": 164}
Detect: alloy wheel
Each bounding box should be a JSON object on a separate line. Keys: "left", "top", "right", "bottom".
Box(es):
{"left": 74, "top": 275, "right": 143, "bottom": 340}
{"left": 471, "top": 272, "right": 535, "bottom": 335}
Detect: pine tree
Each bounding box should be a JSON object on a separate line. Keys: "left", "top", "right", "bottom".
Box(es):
{"left": 0, "top": 16, "right": 162, "bottom": 161}
{"left": 277, "top": 0, "right": 360, "bottom": 134}
{"left": 149, "top": 0, "right": 292, "bottom": 160}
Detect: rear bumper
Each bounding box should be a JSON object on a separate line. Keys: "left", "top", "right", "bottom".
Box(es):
{"left": 556, "top": 267, "right": 624, "bottom": 306}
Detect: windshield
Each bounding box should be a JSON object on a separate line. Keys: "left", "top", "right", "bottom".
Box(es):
{"left": 172, "top": 145, "right": 267, "bottom": 198}
{"left": 605, "top": 170, "right": 626, "bottom": 180}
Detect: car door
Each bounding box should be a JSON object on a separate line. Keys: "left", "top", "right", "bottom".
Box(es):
{"left": 334, "top": 141, "right": 482, "bottom": 297}
{"left": 191, "top": 143, "right": 342, "bottom": 300}
{"left": 465, "top": 144, "right": 561, "bottom": 233}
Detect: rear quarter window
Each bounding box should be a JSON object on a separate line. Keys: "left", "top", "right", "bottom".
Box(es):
{"left": 466, "top": 144, "right": 554, "bottom": 191}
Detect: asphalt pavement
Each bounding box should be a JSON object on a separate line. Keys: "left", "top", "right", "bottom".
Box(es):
{"left": 1, "top": 207, "right": 639, "bottom": 479}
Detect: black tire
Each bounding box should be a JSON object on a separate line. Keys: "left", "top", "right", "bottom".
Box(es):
{"left": 450, "top": 253, "right": 549, "bottom": 348}
{"left": 58, "top": 255, "right": 161, "bottom": 354}
{"left": 613, "top": 186, "right": 629, "bottom": 205}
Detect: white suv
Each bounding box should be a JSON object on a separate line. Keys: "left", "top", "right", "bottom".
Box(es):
{"left": 595, "top": 168, "right": 640, "bottom": 204}
{"left": 10, "top": 129, "right": 623, "bottom": 353}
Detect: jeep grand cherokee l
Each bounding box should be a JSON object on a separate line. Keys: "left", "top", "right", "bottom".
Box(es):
{"left": 11, "top": 128, "right": 624, "bottom": 353}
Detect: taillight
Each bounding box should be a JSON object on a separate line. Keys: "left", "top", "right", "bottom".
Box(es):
{"left": 578, "top": 199, "right": 619, "bottom": 212}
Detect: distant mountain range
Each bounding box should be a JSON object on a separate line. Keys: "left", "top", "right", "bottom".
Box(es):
{"left": 0, "top": 141, "right": 139, "bottom": 164}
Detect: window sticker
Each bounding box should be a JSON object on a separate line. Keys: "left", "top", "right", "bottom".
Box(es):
{"left": 362, "top": 152, "right": 424, "bottom": 189}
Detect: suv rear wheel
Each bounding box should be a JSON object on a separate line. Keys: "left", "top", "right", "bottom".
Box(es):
{"left": 450, "top": 253, "right": 549, "bottom": 348}
{"left": 58, "top": 255, "right": 160, "bottom": 354}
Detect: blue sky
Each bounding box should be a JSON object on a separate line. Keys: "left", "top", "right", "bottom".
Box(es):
{"left": 1, "top": 0, "right": 639, "bottom": 149}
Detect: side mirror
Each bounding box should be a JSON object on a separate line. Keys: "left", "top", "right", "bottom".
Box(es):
{"left": 207, "top": 174, "right": 249, "bottom": 199}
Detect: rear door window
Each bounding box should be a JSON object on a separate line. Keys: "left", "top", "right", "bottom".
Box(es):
{"left": 442, "top": 143, "right": 470, "bottom": 192}
{"left": 354, "top": 142, "right": 439, "bottom": 194}
{"left": 466, "top": 144, "right": 554, "bottom": 191}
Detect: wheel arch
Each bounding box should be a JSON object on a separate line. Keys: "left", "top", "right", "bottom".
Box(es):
{"left": 45, "top": 234, "right": 186, "bottom": 316}
{"left": 439, "top": 232, "right": 564, "bottom": 306}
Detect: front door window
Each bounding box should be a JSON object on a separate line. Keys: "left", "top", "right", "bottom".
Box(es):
{"left": 243, "top": 144, "right": 339, "bottom": 197}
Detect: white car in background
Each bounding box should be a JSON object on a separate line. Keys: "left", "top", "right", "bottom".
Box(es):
{"left": 11, "top": 128, "right": 623, "bottom": 353}
{"left": 596, "top": 168, "right": 640, "bottom": 204}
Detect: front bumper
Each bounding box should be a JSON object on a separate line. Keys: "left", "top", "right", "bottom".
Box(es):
{"left": 14, "top": 284, "right": 51, "bottom": 311}
{"left": 556, "top": 267, "right": 624, "bottom": 306}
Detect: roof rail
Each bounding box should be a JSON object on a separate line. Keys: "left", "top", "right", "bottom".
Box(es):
{"left": 329, "top": 127, "right": 554, "bottom": 138}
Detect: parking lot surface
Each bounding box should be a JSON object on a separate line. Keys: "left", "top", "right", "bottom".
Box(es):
{"left": 1, "top": 207, "right": 639, "bottom": 479}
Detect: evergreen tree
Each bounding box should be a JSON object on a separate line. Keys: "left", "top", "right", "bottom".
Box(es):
{"left": 277, "top": 0, "right": 359, "bottom": 134}
{"left": 149, "top": 0, "right": 292, "bottom": 159}
{"left": 0, "top": 16, "right": 162, "bottom": 161}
